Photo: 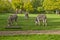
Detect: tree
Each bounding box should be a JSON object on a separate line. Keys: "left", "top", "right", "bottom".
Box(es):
{"left": 23, "top": 0, "right": 33, "bottom": 12}
{"left": 0, "top": 0, "right": 13, "bottom": 13}
{"left": 43, "top": 0, "right": 60, "bottom": 14}
{"left": 11, "top": 0, "right": 21, "bottom": 10}
{"left": 37, "top": 7, "right": 44, "bottom": 13}
{"left": 31, "top": 0, "right": 44, "bottom": 13}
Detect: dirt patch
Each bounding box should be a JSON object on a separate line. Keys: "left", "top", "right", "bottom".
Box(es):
{"left": 0, "top": 30, "right": 60, "bottom": 36}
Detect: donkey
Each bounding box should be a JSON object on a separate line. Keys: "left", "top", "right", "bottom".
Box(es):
{"left": 24, "top": 11, "right": 29, "bottom": 19}
{"left": 7, "top": 13, "right": 18, "bottom": 26}
{"left": 35, "top": 14, "right": 47, "bottom": 26}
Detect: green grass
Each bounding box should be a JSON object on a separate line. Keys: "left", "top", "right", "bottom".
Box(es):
{"left": 0, "top": 34, "right": 60, "bottom": 40}
{"left": 0, "top": 13, "right": 60, "bottom": 30}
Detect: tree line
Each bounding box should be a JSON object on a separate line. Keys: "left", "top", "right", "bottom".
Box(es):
{"left": 0, "top": 0, "right": 60, "bottom": 14}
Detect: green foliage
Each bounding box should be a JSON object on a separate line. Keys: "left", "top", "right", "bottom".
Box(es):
{"left": 1, "top": 0, "right": 60, "bottom": 13}
{"left": 23, "top": 0, "right": 33, "bottom": 11}
{"left": 0, "top": 0, "right": 44, "bottom": 13}
{"left": 43, "top": 0, "right": 60, "bottom": 10}
{"left": 0, "top": 0, "right": 13, "bottom": 13}
{"left": 31, "top": 0, "right": 44, "bottom": 13}
{"left": 37, "top": 7, "right": 44, "bottom": 12}
{"left": 11, "top": 0, "right": 21, "bottom": 9}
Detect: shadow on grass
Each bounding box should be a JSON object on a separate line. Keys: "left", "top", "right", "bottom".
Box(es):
{"left": 18, "top": 16, "right": 60, "bottom": 26}
{"left": 47, "top": 18, "right": 60, "bottom": 26}
{"left": 0, "top": 16, "right": 60, "bottom": 30}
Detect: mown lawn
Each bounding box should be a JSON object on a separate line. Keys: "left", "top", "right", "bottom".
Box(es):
{"left": 0, "top": 34, "right": 60, "bottom": 40}
{"left": 0, "top": 13, "right": 60, "bottom": 30}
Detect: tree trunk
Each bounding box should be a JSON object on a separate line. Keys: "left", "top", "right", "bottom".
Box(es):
{"left": 56, "top": 10, "right": 59, "bottom": 15}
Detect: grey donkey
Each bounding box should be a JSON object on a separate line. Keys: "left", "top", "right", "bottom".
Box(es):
{"left": 24, "top": 11, "right": 29, "bottom": 19}
{"left": 8, "top": 13, "right": 18, "bottom": 26}
{"left": 35, "top": 14, "right": 47, "bottom": 26}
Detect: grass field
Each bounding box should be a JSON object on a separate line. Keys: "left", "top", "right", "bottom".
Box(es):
{"left": 0, "top": 13, "right": 60, "bottom": 31}
{"left": 0, "top": 34, "right": 60, "bottom": 40}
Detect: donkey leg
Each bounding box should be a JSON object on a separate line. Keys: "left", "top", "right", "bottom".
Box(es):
{"left": 8, "top": 21, "right": 11, "bottom": 27}
{"left": 38, "top": 20, "right": 40, "bottom": 25}
{"left": 45, "top": 19, "right": 47, "bottom": 26}
{"left": 43, "top": 19, "right": 47, "bottom": 26}
{"left": 43, "top": 20, "right": 45, "bottom": 26}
